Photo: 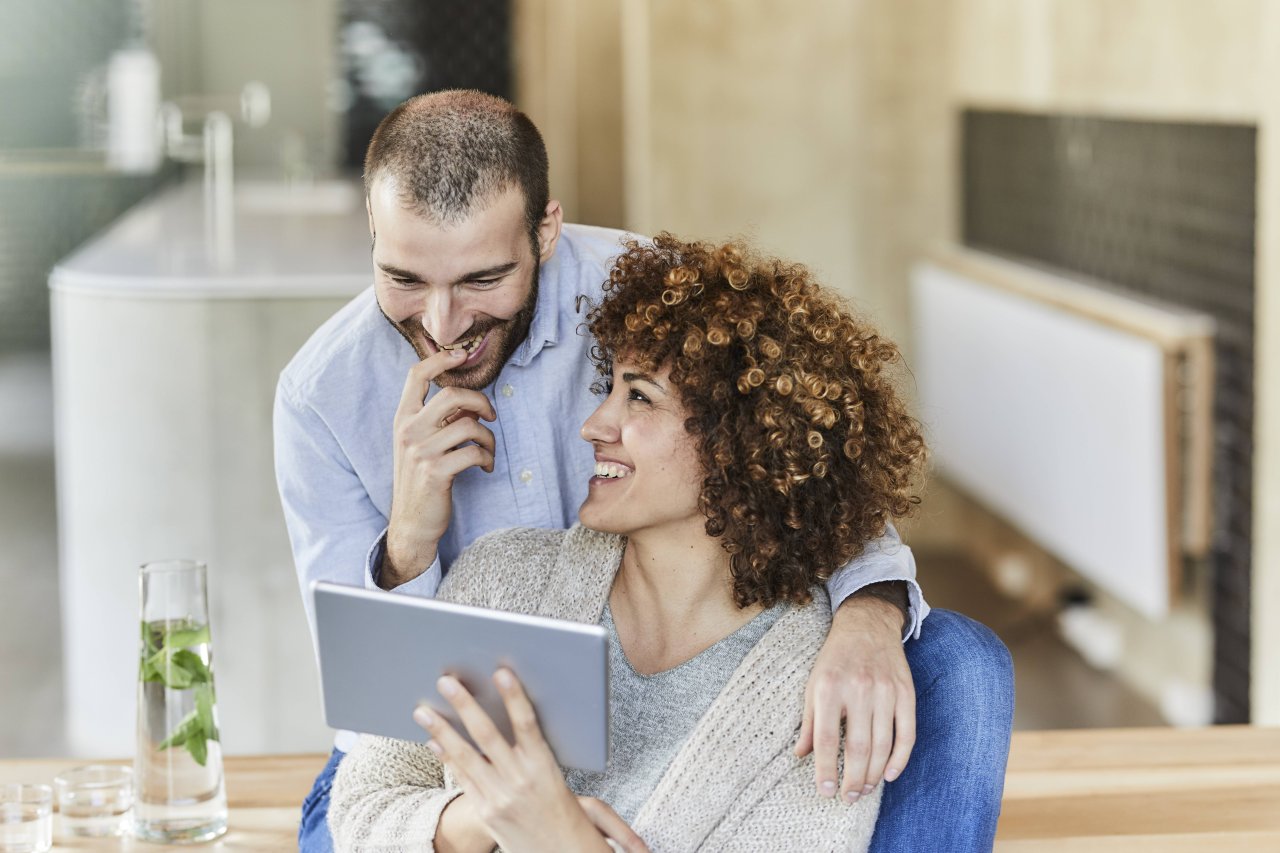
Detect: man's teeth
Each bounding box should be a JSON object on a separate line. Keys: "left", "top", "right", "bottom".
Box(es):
{"left": 594, "top": 462, "right": 631, "bottom": 479}
{"left": 439, "top": 334, "right": 482, "bottom": 354}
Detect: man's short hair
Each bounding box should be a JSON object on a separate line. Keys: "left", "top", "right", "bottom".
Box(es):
{"left": 364, "top": 90, "right": 550, "bottom": 240}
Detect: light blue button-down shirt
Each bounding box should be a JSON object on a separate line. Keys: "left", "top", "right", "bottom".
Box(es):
{"left": 275, "top": 225, "right": 928, "bottom": 746}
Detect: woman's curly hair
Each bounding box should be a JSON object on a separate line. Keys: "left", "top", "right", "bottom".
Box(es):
{"left": 586, "top": 233, "right": 927, "bottom": 609}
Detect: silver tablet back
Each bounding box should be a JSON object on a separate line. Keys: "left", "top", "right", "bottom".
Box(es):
{"left": 313, "top": 581, "right": 609, "bottom": 772}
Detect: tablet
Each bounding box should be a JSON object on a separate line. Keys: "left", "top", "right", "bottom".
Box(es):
{"left": 312, "top": 580, "right": 610, "bottom": 772}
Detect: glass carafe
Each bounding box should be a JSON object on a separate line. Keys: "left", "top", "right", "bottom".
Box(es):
{"left": 133, "top": 561, "right": 228, "bottom": 843}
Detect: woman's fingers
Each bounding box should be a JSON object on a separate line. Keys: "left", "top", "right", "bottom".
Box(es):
{"left": 414, "top": 703, "right": 498, "bottom": 792}
{"left": 493, "top": 668, "right": 554, "bottom": 760}
{"left": 577, "top": 797, "right": 651, "bottom": 853}
{"left": 437, "top": 676, "right": 516, "bottom": 765}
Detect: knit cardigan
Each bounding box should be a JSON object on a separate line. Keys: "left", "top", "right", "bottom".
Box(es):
{"left": 328, "top": 524, "right": 881, "bottom": 852}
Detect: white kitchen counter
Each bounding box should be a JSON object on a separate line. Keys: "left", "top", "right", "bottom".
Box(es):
{"left": 50, "top": 180, "right": 371, "bottom": 298}
{"left": 50, "top": 179, "right": 372, "bottom": 757}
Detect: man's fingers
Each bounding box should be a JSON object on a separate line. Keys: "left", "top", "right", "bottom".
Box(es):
{"left": 793, "top": 702, "right": 815, "bottom": 757}
{"left": 885, "top": 688, "right": 917, "bottom": 783}
{"left": 434, "top": 444, "right": 496, "bottom": 478}
{"left": 424, "top": 416, "right": 497, "bottom": 459}
{"left": 396, "top": 350, "right": 467, "bottom": 418}
{"left": 810, "top": 689, "right": 841, "bottom": 798}
{"left": 578, "top": 797, "right": 650, "bottom": 853}
{"left": 858, "top": 692, "right": 896, "bottom": 794}
{"left": 840, "top": 693, "right": 875, "bottom": 802}
{"left": 421, "top": 385, "right": 497, "bottom": 425}
{"left": 437, "top": 676, "right": 515, "bottom": 765}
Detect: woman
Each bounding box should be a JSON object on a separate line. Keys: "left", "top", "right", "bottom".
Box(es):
{"left": 329, "top": 234, "right": 927, "bottom": 852}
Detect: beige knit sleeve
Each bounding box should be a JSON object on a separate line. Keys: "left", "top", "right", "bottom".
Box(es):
{"left": 328, "top": 733, "right": 464, "bottom": 851}
{"left": 708, "top": 757, "right": 881, "bottom": 852}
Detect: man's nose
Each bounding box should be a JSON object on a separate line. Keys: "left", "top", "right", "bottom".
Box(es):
{"left": 422, "top": 288, "right": 466, "bottom": 344}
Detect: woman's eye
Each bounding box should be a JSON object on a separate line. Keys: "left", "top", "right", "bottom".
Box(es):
{"left": 628, "top": 388, "right": 651, "bottom": 404}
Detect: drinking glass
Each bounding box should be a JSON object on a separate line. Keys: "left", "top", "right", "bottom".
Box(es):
{"left": 53, "top": 764, "right": 133, "bottom": 837}
{"left": 0, "top": 784, "right": 52, "bottom": 853}
{"left": 133, "top": 560, "right": 228, "bottom": 843}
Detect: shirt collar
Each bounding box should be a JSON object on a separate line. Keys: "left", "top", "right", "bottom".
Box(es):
{"left": 509, "top": 236, "right": 567, "bottom": 367}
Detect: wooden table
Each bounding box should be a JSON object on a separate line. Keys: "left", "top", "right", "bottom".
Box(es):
{"left": 996, "top": 725, "right": 1280, "bottom": 851}
{"left": 0, "top": 754, "right": 319, "bottom": 851}
{"left": 4, "top": 726, "right": 1279, "bottom": 850}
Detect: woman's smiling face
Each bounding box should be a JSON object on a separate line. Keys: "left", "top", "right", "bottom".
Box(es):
{"left": 577, "top": 360, "right": 705, "bottom": 539}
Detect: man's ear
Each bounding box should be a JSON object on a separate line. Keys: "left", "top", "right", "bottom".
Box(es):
{"left": 537, "top": 199, "right": 564, "bottom": 263}
{"left": 366, "top": 194, "right": 376, "bottom": 246}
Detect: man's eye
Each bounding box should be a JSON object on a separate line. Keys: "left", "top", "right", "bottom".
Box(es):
{"left": 628, "top": 389, "right": 650, "bottom": 404}
{"left": 470, "top": 278, "right": 502, "bottom": 288}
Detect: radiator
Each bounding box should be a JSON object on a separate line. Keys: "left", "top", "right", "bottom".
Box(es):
{"left": 911, "top": 248, "right": 1214, "bottom": 619}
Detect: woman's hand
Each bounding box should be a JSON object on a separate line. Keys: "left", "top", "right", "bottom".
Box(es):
{"left": 577, "top": 796, "right": 651, "bottom": 853}
{"left": 414, "top": 669, "right": 628, "bottom": 853}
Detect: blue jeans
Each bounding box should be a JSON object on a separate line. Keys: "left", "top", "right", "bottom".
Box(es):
{"left": 298, "top": 747, "right": 342, "bottom": 853}
{"left": 298, "top": 609, "right": 1014, "bottom": 852}
{"left": 869, "top": 610, "right": 1015, "bottom": 853}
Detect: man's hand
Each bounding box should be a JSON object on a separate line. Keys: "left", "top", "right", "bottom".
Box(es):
{"left": 383, "top": 350, "right": 497, "bottom": 588}
{"left": 794, "top": 593, "right": 915, "bottom": 803}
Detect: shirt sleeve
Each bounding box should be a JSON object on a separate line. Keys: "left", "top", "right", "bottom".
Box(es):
{"left": 274, "top": 376, "right": 400, "bottom": 652}
{"left": 824, "top": 521, "right": 931, "bottom": 642}
{"left": 363, "top": 527, "right": 443, "bottom": 598}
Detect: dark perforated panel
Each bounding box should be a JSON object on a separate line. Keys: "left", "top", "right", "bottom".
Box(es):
{"left": 961, "top": 109, "right": 1256, "bottom": 724}
{"left": 339, "top": 0, "right": 512, "bottom": 168}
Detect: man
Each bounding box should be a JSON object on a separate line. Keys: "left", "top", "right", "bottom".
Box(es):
{"left": 276, "top": 90, "right": 1013, "bottom": 852}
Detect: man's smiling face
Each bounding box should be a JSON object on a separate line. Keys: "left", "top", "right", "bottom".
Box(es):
{"left": 369, "top": 177, "right": 560, "bottom": 390}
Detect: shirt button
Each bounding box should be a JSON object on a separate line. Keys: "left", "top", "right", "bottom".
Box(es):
{"left": 519, "top": 469, "right": 533, "bottom": 484}
{"left": 501, "top": 384, "right": 514, "bottom": 398}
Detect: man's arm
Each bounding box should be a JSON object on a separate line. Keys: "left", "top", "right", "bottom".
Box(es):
{"left": 795, "top": 522, "right": 928, "bottom": 805}
{"left": 824, "top": 521, "right": 929, "bottom": 641}
{"left": 273, "top": 377, "right": 422, "bottom": 644}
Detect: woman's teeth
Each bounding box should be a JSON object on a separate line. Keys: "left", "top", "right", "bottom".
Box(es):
{"left": 594, "top": 462, "right": 631, "bottom": 479}
{"left": 439, "top": 333, "right": 483, "bottom": 355}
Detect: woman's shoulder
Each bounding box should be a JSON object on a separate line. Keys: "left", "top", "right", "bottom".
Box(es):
{"left": 439, "top": 525, "right": 624, "bottom": 611}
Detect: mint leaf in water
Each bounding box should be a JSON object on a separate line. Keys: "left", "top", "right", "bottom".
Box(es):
{"left": 157, "top": 710, "right": 201, "bottom": 750}
{"left": 171, "top": 649, "right": 211, "bottom": 685}
{"left": 164, "top": 625, "right": 210, "bottom": 650}
{"left": 141, "top": 620, "right": 220, "bottom": 767}
{"left": 186, "top": 732, "right": 208, "bottom": 766}
{"left": 195, "top": 684, "right": 217, "bottom": 740}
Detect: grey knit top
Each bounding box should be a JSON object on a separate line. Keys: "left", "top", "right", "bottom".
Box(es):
{"left": 328, "top": 525, "right": 880, "bottom": 852}
{"left": 565, "top": 602, "right": 787, "bottom": 823}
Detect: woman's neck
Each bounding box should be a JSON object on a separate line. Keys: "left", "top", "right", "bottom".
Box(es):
{"left": 610, "top": 522, "right": 765, "bottom": 675}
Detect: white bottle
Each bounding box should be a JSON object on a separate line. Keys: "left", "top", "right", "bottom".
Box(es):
{"left": 106, "top": 47, "right": 162, "bottom": 174}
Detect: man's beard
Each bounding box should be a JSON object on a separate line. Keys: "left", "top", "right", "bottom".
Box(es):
{"left": 382, "top": 262, "right": 539, "bottom": 391}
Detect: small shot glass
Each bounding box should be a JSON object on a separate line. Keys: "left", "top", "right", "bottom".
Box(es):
{"left": 0, "top": 784, "right": 53, "bottom": 853}
{"left": 52, "top": 765, "right": 133, "bottom": 838}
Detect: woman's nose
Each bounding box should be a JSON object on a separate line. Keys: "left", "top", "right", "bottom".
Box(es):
{"left": 580, "top": 396, "right": 619, "bottom": 444}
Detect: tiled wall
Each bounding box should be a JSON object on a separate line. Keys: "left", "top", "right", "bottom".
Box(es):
{"left": 0, "top": 0, "right": 166, "bottom": 352}
{"left": 961, "top": 109, "right": 1257, "bottom": 723}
